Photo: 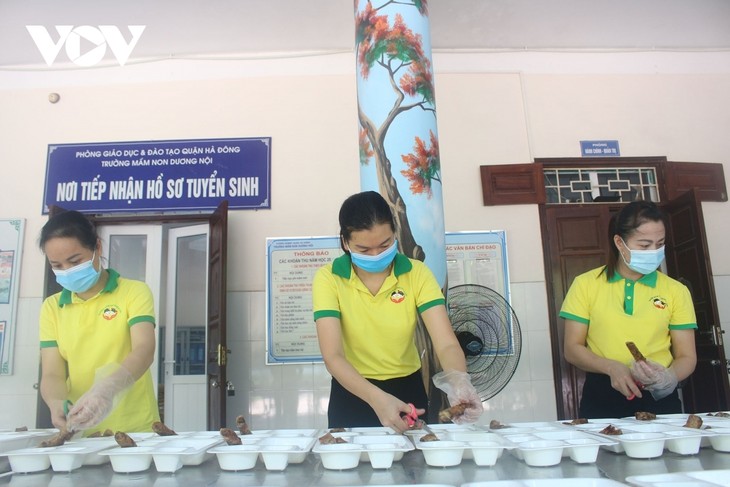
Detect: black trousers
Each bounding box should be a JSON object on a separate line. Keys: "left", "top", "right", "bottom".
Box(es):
{"left": 327, "top": 370, "right": 428, "bottom": 428}
{"left": 579, "top": 372, "right": 682, "bottom": 419}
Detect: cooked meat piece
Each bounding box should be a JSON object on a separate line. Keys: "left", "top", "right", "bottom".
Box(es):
{"left": 87, "top": 431, "right": 103, "bottom": 438}
{"left": 563, "top": 418, "right": 589, "bottom": 425}
{"left": 635, "top": 411, "right": 657, "bottom": 421}
{"left": 439, "top": 403, "right": 469, "bottom": 423}
{"left": 489, "top": 419, "right": 510, "bottom": 430}
{"left": 318, "top": 432, "right": 347, "bottom": 444}
{"left": 152, "top": 421, "right": 177, "bottom": 436}
{"left": 683, "top": 414, "right": 703, "bottom": 429}
{"left": 599, "top": 424, "right": 623, "bottom": 435}
{"left": 626, "top": 342, "right": 646, "bottom": 362}
{"left": 328, "top": 427, "right": 347, "bottom": 433}
{"left": 707, "top": 411, "right": 730, "bottom": 418}
{"left": 114, "top": 431, "right": 137, "bottom": 448}
{"left": 236, "top": 415, "right": 252, "bottom": 435}
{"left": 220, "top": 427, "right": 242, "bottom": 445}
{"left": 419, "top": 433, "right": 440, "bottom": 442}
{"left": 39, "top": 428, "right": 74, "bottom": 447}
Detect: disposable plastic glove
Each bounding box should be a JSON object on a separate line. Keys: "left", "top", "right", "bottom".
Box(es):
{"left": 432, "top": 370, "right": 484, "bottom": 424}
{"left": 630, "top": 360, "right": 678, "bottom": 401}
{"left": 66, "top": 364, "right": 135, "bottom": 431}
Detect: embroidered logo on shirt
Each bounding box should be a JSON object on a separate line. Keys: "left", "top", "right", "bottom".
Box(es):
{"left": 390, "top": 288, "right": 405, "bottom": 303}
{"left": 101, "top": 305, "right": 120, "bottom": 320}
{"left": 651, "top": 296, "right": 667, "bottom": 309}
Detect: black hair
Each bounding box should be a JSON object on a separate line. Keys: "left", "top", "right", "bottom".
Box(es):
{"left": 604, "top": 200, "right": 667, "bottom": 279}
{"left": 338, "top": 191, "right": 396, "bottom": 253}
{"left": 39, "top": 210, "right": 98, "bottom": 252}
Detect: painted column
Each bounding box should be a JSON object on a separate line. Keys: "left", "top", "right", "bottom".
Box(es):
{"left": 354, "top": 0, "right": 446, "bottom": 419}
{"left": 354, "top": 0, "right": 445, "bottom": 288}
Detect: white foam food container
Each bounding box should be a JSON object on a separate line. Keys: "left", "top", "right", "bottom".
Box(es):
{"left": 351, "top": 434, "right": 414, "bottom": 467}
{"left": 586, "top": 421, "right": 713, "bottom": 457}
{"left": 148, "top": 437, "right": 223, "bottom": 472}
{"left": 314, "top": 443, "right": 362, "bottom": 470}
{"left": 4, "top": 447, "right": 55, "bottom": 473}
{"left": 415, "top": 440, "right": 467, "bottom": 467}
{"left": 47, "top": 440, "right": 118, "bottom": 471}
{"left": 209, "top": 435, "right": 315, "bottom": 471}
{"left": 207, "top": 444, "right": 260, "bottom": 471}
{"left": 625, "top": 468, "right": 730, "bottom": 487}
{"left": 0, "top": 430, "right": 58, "bottom": 472}
{"left": 494, "top": 426, "right": 616, "bottom": 466}
{"left": 97, "top": 446, "right": 155, "bottom": 473}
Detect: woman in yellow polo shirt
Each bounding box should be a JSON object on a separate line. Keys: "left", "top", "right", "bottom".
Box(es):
{"left": 313, "top": 191, "right": 482, "bottom": 432}
{"left": 561, "top": 201, "right": 697, "bottom": 418}
{"left": 39, "top": 210, "right": 159, "bottom": 435}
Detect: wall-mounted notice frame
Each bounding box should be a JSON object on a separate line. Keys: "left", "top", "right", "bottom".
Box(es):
{"left": 445, "top": 231, "right": 510, "bottom": 303}
{"left": 265, "top": 237, "right": 342, "bottom": 364}
{"left": 0, "top": 219, "right": 25, "bottom": 375}
{"left": 265, "top": 231, "right": 510, "bottom": 365}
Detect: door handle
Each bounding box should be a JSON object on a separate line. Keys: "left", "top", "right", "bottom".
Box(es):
{"left": 211, "top": 380, "right": 220, "bottom": 388}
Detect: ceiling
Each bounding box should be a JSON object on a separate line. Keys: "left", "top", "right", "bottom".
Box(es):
{"left": 1, "top": 0, "right": 729, "bottom": 68}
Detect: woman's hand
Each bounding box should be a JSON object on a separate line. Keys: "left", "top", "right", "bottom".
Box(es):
{"left": 66, "top": 365, "right": 135, "bottom": 431}
{"left": 49, "top": 399, "right": 68, "bottom": 430}
{"left": 370, "top": 392, "right": 423, "bottom": 433}
{"left": 631, "top": 360, "right": 678, "bottom": 400}
{"left": 607, "top": 361, "right": 644, "bottom": 399}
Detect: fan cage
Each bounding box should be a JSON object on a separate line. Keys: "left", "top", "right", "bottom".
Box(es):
{"left": 446, "top": 284, "right": 522, "bottom": 401}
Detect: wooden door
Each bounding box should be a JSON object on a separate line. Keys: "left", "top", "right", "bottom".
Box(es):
{"left": 663, "top": 190, "right": 730, "bottom": 411}
{"left": 206, "top": 200, "right": 228, "bottom": 430}
{"left": 542, "top": 204, "right": 614, "bottom": 419}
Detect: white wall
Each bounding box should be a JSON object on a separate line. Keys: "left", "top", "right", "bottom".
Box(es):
{"left": 1, "top": 50, "right": 729, "bottom": 430}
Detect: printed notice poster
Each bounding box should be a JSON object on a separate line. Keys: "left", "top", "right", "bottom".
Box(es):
{"left": 0, "top": 219, "right": 24, "bottom": 375}
{"left": 266, "top": 237, "right": 343, "bottom": 364}
{"left": 43, "top": 137, "right": 271, "bottom": 213}
{"left": 445, "top": 231, "right": 509, "bottom": 302}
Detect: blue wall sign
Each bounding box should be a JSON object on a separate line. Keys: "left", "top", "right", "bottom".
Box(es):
{"left": 580, "top": 140, "right": 620, "bottom": 157}
{"left": 43, "top": 137, "right": 271, "bottom": 213}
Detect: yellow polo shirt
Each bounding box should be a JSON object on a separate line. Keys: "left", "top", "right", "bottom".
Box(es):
{"left": 560, "top": 266, "right": 696, "bottom": 367}
{"left": 313, "top": 253, "right": 445, "bottom": 380}
{"left": 40, "top": 269, "right": 160, "bottom": 434}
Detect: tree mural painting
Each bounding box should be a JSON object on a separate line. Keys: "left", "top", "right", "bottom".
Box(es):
{"left": 355, "top": 0, "right": 442, "bottom": 268}
{"left": 355, "top": 0, "right": 445, "bottom": 419}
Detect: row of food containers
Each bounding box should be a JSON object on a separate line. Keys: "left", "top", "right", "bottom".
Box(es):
{"left": 1, "top": 411, "right": 729, "bottom": 474}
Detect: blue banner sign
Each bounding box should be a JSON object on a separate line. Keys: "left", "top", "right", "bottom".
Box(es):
{"left": 43, "top": 137, "right": 271, "bottom": 213}
{"left": 580, "top": 140, "right": 620, "bottom": 157}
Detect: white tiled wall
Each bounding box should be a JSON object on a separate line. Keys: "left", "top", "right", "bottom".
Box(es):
{"left": 224, "top": 280, "right": 559, "bottom": 430}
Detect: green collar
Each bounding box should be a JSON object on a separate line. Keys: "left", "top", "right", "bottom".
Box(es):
{"left": 331, "top": 253, "right": 412, "bottom": 279}
{"left": 607, "top": 268, "right": 658, "bottom": 288}
{"left": 58, "top": 269, "right": 120, "bottom": 307}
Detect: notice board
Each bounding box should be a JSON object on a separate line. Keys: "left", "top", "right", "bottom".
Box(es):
{"left": 265, "top": 231, "right": 509, "bottom": 364}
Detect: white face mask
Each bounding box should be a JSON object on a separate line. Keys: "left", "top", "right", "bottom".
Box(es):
{"left": 620, "top": 238, "right": 665, "bottom": 275}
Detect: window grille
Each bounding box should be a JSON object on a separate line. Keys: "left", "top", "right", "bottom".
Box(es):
{"left": 543, "top": 167, "right": 659, "bottom": 204}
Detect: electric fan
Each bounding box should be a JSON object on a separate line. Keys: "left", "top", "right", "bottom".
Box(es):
{"left": 446, "top": 284, "right": 522, "bottom": 401}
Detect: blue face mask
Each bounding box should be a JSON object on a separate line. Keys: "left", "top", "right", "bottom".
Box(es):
{"left": 53, "top": 251, "right": 102, "bottom": 293}
{"left": 620, "top": 239, "right": 665, "bottom": 275}
{"left": 348, "top": 239, "right": 398, "bottom": 273}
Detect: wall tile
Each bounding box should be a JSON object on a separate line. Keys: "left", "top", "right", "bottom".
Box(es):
{"left": 527, "top": 329, "right": 555, "bottom": 382}
{"left": 249, "top": 340, "right": 282, "bottom": 390}
{"left": 226, "top": 291, "right": 249, "bottom": 342}
{"left": 250, "top": 291, "right": 267, "bottom": 341}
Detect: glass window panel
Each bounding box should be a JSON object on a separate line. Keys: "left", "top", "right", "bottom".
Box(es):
{"left": 543, "top": 167, "right": 659, "bottom": 204}
{"left": 174, "top": 234, "right": 207, "bottom": 376}
{"left": 109, "top": 235, "right": 147, "bottom": 281}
